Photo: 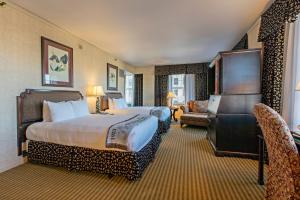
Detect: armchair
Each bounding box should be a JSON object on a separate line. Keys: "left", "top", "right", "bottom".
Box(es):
{"left": 180, "top": 100, "right": 210, "bottom": 128}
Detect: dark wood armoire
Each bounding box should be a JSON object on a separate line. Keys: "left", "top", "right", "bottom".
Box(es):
{"left": 207, "top": 48, "right": 262, "bottom": 158}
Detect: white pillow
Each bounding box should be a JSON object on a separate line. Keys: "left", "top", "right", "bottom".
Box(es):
{"left": 42, "top": 100, "right": 52, "bottom": 122}
{"left": 108, "top": 98, "right": 114, "bottom": 109}
{"left": 47, "top": 101, "right": 76, "bottom": 122}
{"left": 113, "top": 98, "right": 128, "bottom": 109}
{"left": 70, "top": 99, "right": 90, "bottom": 117}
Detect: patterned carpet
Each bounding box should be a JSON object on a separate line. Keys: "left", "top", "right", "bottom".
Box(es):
{"left": 0, "top": 124, "right": 264, "bottom": 200}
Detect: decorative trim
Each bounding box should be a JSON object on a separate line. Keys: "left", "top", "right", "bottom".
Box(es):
{"left": 258, "top": 0, "right": 300, "bottom": 42}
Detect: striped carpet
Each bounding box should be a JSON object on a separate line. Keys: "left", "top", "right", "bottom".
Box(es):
{"left": 0, "top": 124, "right": 264, "bottom": 200}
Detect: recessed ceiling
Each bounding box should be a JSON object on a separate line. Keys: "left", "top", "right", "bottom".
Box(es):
{"left": 9, "top": 0, "right": 269, "bottom": 66}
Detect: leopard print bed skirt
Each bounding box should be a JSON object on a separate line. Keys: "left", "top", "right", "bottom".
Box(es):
{"left": 28, "top": 130, "right": 161, "bottom": 181}
{"left": 159, "top": 116, "right": 171, "bottom": 134}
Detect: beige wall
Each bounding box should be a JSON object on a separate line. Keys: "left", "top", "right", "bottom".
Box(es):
{"left": 0, "top": 4, "right": 135, "bottom": 172}
{"left": 247, "top": 18, "right": 262, "bottom": 49}
{"left": 134, "top": 66, "right": 155, "bottom": 106}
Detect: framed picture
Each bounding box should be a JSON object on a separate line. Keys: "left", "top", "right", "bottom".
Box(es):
{"left": 41, "top": 37, "right": 73, "bottom": 87}
{"left": 107, "top": 63, "right": 118, "bottom": 91}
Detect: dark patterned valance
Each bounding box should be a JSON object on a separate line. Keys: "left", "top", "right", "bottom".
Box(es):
{"left": 154, "top": 63, "right": 209, "bottom": 105}
{"left": 155, "top": 63, "right": 208, "bottom": 76}
{"left": 258, "top": 0, "right": 300, "bottom": 42}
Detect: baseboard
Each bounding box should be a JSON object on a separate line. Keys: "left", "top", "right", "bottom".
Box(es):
{"left": 0, "top": 157, "right": 25, "bottom": 173}
{"left": 207, "top": 138, "right": 259, "bottom": 160}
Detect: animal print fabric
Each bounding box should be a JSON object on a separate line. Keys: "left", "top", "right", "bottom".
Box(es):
{"left": 258, "top": 0, "right": 300, "bottom": 42}
{"left": 28, "top": 130, "right": 161, "bottom": 181}
{"left": 261, "top": 25, "right": 285, "bottom": 114}
{"left": 259, "top": 0, "right": 299, "bottom": 114}
{"left": 254, "top": 103, "right": 300, "bottom": 200}
{"left": 158, "top": 116, "right": 171, "bottom": 134}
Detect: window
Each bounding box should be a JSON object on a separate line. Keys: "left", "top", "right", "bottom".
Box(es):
{"left": 174, "top": 78, "right": 178, "bottom": 85}
{"left": 168, "top": 74, "right": 196, "bottom": 106}
{"left": 168, "top": 74, "right": 186, "bottom": 105}
{"left": 125, "top": 72, "right": 134, "bottom": 106}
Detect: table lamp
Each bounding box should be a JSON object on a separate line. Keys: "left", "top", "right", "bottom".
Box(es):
{"left": 167, "top": 91, "right": 176, "bottom": 107}
{"left": 93, "top": 86, "right": 105, "bottom": 113}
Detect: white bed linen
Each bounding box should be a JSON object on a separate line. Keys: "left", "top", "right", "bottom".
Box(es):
{"left": 106, "top": 106, "right": 171, "bottom": 121}
{"left": 26, "top": 114, "right": 158, "bottom": 152}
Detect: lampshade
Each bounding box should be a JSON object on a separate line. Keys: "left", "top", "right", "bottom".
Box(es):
{"left": 93, "top": 86, "right": 105, "bottom": 96}
{"left": 296, "top": 81, "right": 300, "bottom": 91}
{"left": 167, "top": 91, "right": 176, "bottom": 98}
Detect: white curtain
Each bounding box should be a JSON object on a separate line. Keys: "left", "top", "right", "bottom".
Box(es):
{"left": 185, "top": 74, "right": 195, "bottom": 102}
{"left": 292, "top": 18, "right": 300, "bottom": 131}
{"left": 282, "top": 18, "right": 300, "bottom": 130}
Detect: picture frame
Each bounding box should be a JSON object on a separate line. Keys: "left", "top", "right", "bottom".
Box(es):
{"left": 41, "top": 37, "right": 73, "bottom": 87}
{"left": 107, "top": 63, "right": 118, "bottom": 91}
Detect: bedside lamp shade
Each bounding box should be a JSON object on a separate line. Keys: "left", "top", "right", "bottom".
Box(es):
{"left": 89, "top": 86, "right": 105, "bottom": 113}
{"left": 167, "top": 91, "right": 176, "bottom": 107}
{"left": 167, "top": 91, "right": 176, "bottom": 99}
{"left": 296, "top": 81, "right": 300, "bottom": 91}
{"left": 93, "top": 86, "right": 105, "bottom": 96}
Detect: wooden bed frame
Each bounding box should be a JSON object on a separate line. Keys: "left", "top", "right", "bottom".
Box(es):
{"left": 17, "top": 89, "right": 83, "bottom": 156}
{"left": 16, "top": 89, "right": 161, "bottom": 180}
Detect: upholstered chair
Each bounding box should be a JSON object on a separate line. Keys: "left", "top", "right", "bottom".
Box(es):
{"left": 180, "top": 100, "right": 208, "bottom": 114}
{"left": 180, "top": 100, "right": 209, "bottom": 127}
{"left": 254, "top": 103, "right": 300, "bottom": 200}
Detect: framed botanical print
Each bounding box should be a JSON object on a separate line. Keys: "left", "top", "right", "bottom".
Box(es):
{"left": 107, "top": 63, "right": 118, "bottom": 91}
{"left": 41, "top": 37, "right": 73, "bottom": 87}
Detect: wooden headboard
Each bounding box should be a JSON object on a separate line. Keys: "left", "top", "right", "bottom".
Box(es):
{"left": 17, "top": 89, "right": 83, "bottom": 156}
{"left": 100, "top": 92, "right": 123, "bottom": 111}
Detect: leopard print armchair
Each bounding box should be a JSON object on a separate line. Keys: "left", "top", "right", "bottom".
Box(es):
{"left": 254, "top": 103, "right": 300, "bottom": 200}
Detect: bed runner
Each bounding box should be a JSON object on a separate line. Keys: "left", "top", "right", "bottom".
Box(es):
{"left": 106, "top": 114, "right": 151, "bottom": 151}
{"left": 150, "top": 107, "right": 164, "bottom": 119}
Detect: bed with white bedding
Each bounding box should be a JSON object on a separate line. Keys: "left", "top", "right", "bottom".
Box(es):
{"left": 27, "top": 114, "right": 158, "bottom": 152}
{"left": 106, "top": 106, "right": 171, "bottom": 121}
{"left": 17, "top": 89, "right": 161, "bottom": 180}
{"left": 101, "top": 92, "right": 172, "bottom": 133}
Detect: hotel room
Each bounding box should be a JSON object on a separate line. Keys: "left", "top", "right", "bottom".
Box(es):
{"left": 0, "top": 0, "right": 299, "bottom": 199}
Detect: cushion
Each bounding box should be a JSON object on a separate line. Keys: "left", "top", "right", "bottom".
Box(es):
{"left": 181, "top": 113, "right": 208, "bottom": 118}
{"left": 113, "top": 98, "right": 128, "bottom": 109}
{"left": 191, "top": 100, "right": 208, "bottom": 113}
{"left": 47, "top": 101, "right": 76, "bottom": 122}
{"left": 42, "top": 100, "right": 51, "bottom": 122}
{"left": 70, "top": 99, "right": 90, "bottom": 117}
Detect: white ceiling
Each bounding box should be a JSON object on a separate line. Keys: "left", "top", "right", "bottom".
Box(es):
{"left": 9, "top": 0, "right": 270, "bottom": 67}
